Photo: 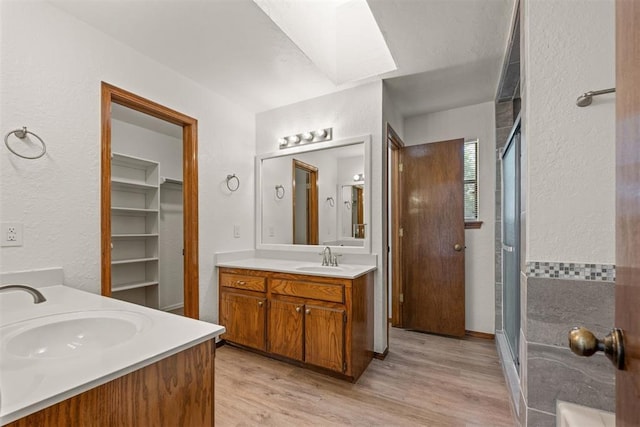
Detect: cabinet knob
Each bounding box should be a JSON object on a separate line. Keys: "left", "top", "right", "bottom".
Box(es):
{"left": 237, "top": 280, "right": 246, "bottom": 285}
{"left": 305, "top": 308, "right": 311, "bottom": 315}
{"left": 258, "top": 301, "right": 264, "bottom": 307}
{"left": 295, "top": 306, "right": 302, "bottom": 313}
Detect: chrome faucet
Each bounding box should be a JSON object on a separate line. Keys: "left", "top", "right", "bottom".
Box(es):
{"left": 320, "top": 246, "right": 341, "bottom": 266}
{"left": 0, "top": 284, "right": 47, "bottom": 303}
{"left": 322, "top": 246, "right": 332, "bottom": 266}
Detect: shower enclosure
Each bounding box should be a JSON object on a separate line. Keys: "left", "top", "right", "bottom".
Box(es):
{"left": 501, "top": 121, "right": 521, "bottom": 366}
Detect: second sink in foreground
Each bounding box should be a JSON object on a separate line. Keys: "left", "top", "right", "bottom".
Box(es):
{"left": 1, "top": 310, "right": 150, "bottom": 359}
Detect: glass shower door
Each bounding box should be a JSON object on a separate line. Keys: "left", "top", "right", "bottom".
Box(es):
{"left": 501, "top": 130, "right": 521, "bottom": 366}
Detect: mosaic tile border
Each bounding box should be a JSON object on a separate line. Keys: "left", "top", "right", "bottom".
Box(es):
{"left": 526, "top": 261, "right": 615, "bottom": 282}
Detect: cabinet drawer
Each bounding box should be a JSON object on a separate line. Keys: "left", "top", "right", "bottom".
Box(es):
{"left": 270, "top": 279, "right": 344, "bottom": 303}
{"left": 220, "top": 273, "right": 266, "bottom": 292}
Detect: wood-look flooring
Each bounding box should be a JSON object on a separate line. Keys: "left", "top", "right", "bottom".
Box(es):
{"left": 215, "top": 327, "right": 515, "bottom": 426}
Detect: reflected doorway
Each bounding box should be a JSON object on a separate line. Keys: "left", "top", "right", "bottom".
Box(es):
{"left": 292, "top": 159, "right": 318, "bottom": 245}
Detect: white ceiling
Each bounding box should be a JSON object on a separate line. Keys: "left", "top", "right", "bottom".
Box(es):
{"left": 49, "top": 0, "right": 515, "bottom": 118}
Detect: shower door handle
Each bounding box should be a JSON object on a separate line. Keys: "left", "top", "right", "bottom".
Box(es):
{"left": 568, "top": 327, "right": 625, "bottom": 370}
{"left": 502, "top": 244, "right": 514, "bottom": 252}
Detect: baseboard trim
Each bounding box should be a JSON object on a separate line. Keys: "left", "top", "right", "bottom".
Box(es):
{"left": 216, "top": 339, "right": 227, "bottom": 349}
{"left": 465, "top": 330, "right": 495, "bottom": 340}
{"left": 373, "top": 347, "right": 389, "bottom": 360}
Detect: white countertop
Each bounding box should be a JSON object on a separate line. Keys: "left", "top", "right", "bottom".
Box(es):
{"left": 0, "top": 285, "right": 225, "bottom": 424}
{"left": 216, "top": 257, "right": 376, "bottom": 279}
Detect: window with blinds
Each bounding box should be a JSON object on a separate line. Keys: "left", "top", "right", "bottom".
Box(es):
{"left": 464, "top": 140, "right": 478, "bottom": 220}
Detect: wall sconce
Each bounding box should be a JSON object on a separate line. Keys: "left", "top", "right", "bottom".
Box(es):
{"left": 353, "top": 173, "right": 364, "bottom": 182}
{"left": 278, "top": 127, "right": 332, "bottom": 149}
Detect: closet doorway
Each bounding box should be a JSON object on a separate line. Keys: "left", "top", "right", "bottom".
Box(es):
{"left": 100, "top": 82, "right": 199, "bottom": 319}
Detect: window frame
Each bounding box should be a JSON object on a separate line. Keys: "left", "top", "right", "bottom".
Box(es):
{"left": 463, "top": 139, "right": 482, "bottom": 228}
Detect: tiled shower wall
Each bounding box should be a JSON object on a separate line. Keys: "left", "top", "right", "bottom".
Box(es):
{"left": 495, "top": 102, "right": 616, "bottom": 427}
{"left": 522, "top": 265, "right": 615, "bottom": 426}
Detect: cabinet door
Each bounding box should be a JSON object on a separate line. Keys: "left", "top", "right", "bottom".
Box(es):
{"left": 268, "top": 299, "right": 304, "bottom": 361}
{"left": 304, "top": 305, "right": 345, "bottom": 372}
{"left": 220, "top": 291, "right": 266, "bottom": 351}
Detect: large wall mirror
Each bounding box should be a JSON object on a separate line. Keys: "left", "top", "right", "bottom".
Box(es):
{"left": 256, "top": 135, "right": 371, "bottom": 253}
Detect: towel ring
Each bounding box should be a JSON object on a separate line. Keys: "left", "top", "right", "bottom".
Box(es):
{"left": 4, "top": 127, "right": 47, "bottom": 159}
{"left": 275, "top": 185, "right": 285, "bottom": 199}
{"left": 344, "top": 201, "right": 351, "bottom": 210}
{"left": 326, "top": 197, "right": 335, "bottom": 207}
{"left": 226, "top": 174, "right": 240, "bottom": 192}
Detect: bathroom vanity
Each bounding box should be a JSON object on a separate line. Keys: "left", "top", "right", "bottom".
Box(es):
{"left": 0, "top": 275, "right": 224, "bottom": 426}
{"left": 217, "top": 259, "right": 375, "bottom": 381}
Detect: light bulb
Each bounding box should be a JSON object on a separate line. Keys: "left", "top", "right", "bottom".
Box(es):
{"left": 315, "top": 129, "right": 327, "bottom": 138}
{"left": 302, "top": 132, "right": 313, "bottom": 141}
{"left": 353, "top": 174, "right": 360, "bottom": 181}
{"left": 288, "top": 135, "right": 301, "bottom": 144}
{"left": 278, "top": 138, "right": 288, "bottom": 147}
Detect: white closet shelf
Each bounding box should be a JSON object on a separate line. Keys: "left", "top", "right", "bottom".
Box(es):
{"left": 112, "top": 179, "right": 158, "bottom": 191}
{"left": 112, "top": 152, "right": 158, "bottom": 168}
{"left": 112, "top": 233, "right": 159, "bottom": 239}
{"left": 161, "top": 176, "right": 183, "bottom": 185}
{"left": 112, "top": 280, "right": 159, "bottom": 292}
{"left": 111, "top": 207, "right": 159, "bottom": 215}
{"left": 111, "top": 257, "right": 159, "bottom": 265}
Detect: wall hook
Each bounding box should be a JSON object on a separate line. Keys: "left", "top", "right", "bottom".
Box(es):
{"left": 226, "top": 174, "right": 240, "bottom": 192}
{"left": 275, "top": 185, "right": 285, "bottom": 199}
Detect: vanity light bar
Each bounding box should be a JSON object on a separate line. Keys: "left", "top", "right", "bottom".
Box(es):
{"left": 278, "top": 128, "right": 333, "bottom": 149}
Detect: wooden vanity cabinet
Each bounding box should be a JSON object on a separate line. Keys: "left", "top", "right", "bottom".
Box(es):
{"left": 219, "top": 267, "right": 373, "bottom": 381}
{"left": 219, "top": 270, "right": 267, "bottom": 351}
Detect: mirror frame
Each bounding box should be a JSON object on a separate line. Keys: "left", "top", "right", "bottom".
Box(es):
{"left": 256, "top": 134, "right": 372, "bottom": 254}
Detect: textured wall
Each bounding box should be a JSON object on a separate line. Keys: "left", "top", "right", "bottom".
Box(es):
{"left": 524, "top": 0, "right": 615, "bottom": 264}
{"left": 0, "top": 1, "right": 255, "bottom": 323}
{"left": 403, "top": 101, "right": 497, "bottom": 334}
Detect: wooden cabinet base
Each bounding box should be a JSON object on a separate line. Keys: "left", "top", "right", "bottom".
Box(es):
{"left": 219, "top": 268, "right": 374, "bottom": 382}
{"left": 6, "top": 340, "right": 215, "bottom": 427}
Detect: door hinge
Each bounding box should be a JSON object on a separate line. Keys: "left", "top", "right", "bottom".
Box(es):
{"left": 399, "top": 227, "right": 404, "bottom": 237}
{"left": 399, "top": 163, "right": 403, "bottom": 172}
{"left": 399, "top": 293, "right": 404, "bottom": 303}
{"left": 343, "top": 361, "right": 347, "bottom": 372}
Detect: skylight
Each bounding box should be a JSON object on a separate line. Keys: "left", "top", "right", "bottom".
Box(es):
{"left": 253, "top": 0, "right": 397, "bottom": 85}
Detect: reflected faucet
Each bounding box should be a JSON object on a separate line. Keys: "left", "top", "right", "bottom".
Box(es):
{"left": 322, "top": 246, "right": 332, "bottom": 266}
{"left": 0, "top": 285, "right": 47, "bottom": 304}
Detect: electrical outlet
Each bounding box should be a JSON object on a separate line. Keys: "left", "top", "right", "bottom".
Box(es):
{"left": 1, "top": 222, "right": 23, "bottom": 247}
{"left": 268, "top": 226, "right": 275, "bottom": 237}
{"left": 233, "top": 225, "right": 240, "bottom": 238}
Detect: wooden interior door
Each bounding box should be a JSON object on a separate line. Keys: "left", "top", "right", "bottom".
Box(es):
{"left": 268, "top": 299, "right": 304, "bottom": 361}
{"left": 400, "top": 139, "right": 465, "bottom": 337}
{"left": 304, "top": 305, "right": 345, "bottom": 372}
{"left": 220, "top": 292, "right": 266, "bottom": 351}
{"left": 616, "top": 0, "right": 640, "bottom": 423}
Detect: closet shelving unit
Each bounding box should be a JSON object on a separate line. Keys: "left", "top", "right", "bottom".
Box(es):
{"left": 110, "top": 152, "right": 160, "bottom": 308}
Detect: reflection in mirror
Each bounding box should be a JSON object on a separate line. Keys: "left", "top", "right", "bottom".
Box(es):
{"left": 292, "top": 159, "right": 318, "bottom": 244}
{"left": 340, "top": 183, "right": 365, "bottom": 239}
{"left": 259, "top": 140, "right": 367, "bottom": 249}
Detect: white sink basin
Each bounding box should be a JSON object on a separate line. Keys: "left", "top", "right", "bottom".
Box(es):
{"left": 1, "top": 310, "right": 150, "bottom": 359}
{"left": 296, "top": 265, "right": 346, "bottom": 273}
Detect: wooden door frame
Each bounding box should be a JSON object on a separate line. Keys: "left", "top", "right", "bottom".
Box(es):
{"left": 292, "top": 159, "right": 319, "bottom": 245}
{"left": 386, "top": 124, "right": 405, "bottom": 329}
{"left": 101, "top": 82, "right": 199, "bottom": 319}
{"left": 616, "top": 0, "right": 640, "bottom": 423}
